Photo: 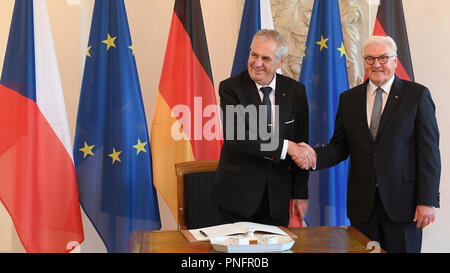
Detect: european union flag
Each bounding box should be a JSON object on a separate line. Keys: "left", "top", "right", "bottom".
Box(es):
{"left": 299, "top": 0, "right": 350, "bottom": 226}
{"left": 73, "top": 0, "right": 161, "bottom": 252}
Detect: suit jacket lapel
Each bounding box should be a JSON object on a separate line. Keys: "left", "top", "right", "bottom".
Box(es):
{"left": 377, "top": 76, "right": 403, "bottom": 139}
{"left": 355, "top": 80, "right": 373, "bottom": 142}
{"left": 242, "top": 71, "right": 263, "bottom": 106}
{"left": 274, "top": 73, "right": 291, "bottom": 126}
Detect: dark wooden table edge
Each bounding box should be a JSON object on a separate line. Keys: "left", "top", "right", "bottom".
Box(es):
{"left": 127, "top": 226, "right": 387, "bottom": 253}
{"left": 346, "top": 225, "right": 387, "bottom": 253}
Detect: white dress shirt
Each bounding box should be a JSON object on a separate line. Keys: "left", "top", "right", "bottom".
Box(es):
{"left": 366, "top": 75, "right": 395, "bottom": 126}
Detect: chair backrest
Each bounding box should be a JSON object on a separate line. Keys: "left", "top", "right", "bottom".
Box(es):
{"left": 175, "top": 160, "right": 222, "bottom": 230}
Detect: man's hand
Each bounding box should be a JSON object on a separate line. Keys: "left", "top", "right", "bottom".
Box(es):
{"left": 288, "top": 141, "right": 316, "bottom": 170}
{"left": 291, "top": 199, "right": 309, "bottom": 222}
{"left": 413, "top": 205, "right": 436, "bottom": 229}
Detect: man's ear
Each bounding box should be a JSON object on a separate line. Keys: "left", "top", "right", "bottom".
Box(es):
{"left": 393, "top": 56, "right": 398, "bottom": 69}
{"left": 277, "top": 57, "right": 286, "bottom": 69}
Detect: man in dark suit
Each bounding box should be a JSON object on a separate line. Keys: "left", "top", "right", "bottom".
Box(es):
{"left": 212, "top": 29, "right": 310, "bottom": 226}
{"left": 295, "top": 36, "right": 441, "bottom": 252}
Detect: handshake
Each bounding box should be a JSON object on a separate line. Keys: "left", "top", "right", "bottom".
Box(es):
{"left": 287, "top": 141, "right": 316, "bottom": 170}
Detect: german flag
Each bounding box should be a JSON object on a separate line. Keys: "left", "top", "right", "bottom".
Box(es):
{"left": 150, "top": 0, "right": 222, "bottom": 222}
{"left": 373, "top": 0, "right": 414, "bottom": 81}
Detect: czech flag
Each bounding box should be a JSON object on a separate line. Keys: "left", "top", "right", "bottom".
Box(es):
{"left": 0, "top": 0, "right": 84, "bottom": 252}
{"left": 231, "top": 0, "right": 274, "bottom": 77}
{"left": 151, "top": 0, "right": 223, "bottom": 222}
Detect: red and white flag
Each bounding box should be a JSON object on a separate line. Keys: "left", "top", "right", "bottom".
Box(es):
{"left": 0, "top": 0, "right": 84, "bottom": 252}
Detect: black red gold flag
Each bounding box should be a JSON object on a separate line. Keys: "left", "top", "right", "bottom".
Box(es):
{"left": 373, "top": 0, "right": 415, "bottom": 81}
{"left": 151, "top": 0, "right": 222, "bottom": 221}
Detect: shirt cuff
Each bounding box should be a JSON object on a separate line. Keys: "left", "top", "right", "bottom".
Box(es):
{"left": 280, "top": 139, "right": 288, "bottom": 160}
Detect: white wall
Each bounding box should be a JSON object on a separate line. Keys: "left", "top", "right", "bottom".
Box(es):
{"left": 403, "top": 0, "right": 450, "bottom": 253}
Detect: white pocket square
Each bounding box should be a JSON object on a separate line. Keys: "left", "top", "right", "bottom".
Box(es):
{"left": 284, "top": 119, "right": 295, "bottom": 124}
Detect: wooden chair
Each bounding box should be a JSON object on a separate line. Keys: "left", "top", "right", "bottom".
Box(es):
{"left": 175, "top": 160, "right": 222, "bottom": 230}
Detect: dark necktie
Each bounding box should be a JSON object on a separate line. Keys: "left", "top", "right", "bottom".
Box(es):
{"left": 260, "top": 87, "right": 272, "bottom": 130}
{"left": 370, "top": 87, "right": 384, "bottom": 140}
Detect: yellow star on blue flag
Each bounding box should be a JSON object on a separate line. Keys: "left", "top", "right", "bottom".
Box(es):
{"left": 108, "top": 147, "right": 122, "bottom": 164}
{"left": 102, "top": 33, "right": 117, "bottom": 50}
{"left": 133, "top": 139, "right": 147, "bottom": 155}
{"left": 337, "top": 42, "right": 347, "bottom": 57}
{"left": 79, "top": 141, "right": 95, "bottom": 158}
{"left": 316, "top": 35, "right": 329, "bottom": 51}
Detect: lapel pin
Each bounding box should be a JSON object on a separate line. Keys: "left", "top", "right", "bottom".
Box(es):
{"left": 395, "top": 95, "right": 399, "bottom": 99}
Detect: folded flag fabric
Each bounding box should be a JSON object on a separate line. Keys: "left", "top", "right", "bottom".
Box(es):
{"left": 299, "top": 0, "right": 350, "bottom": 226}
{"left": 73, "top": 0, "right": 161, "bottom": 253}
{"left": 0, "top": 0, "right": 84, "bottom": 252}
{"left": 150, "top": 0, "right": 222, "bottom": 222}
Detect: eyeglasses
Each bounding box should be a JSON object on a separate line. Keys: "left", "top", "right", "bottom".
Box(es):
{"left": 364, "top": 55, "right": 396, "bottom": 65}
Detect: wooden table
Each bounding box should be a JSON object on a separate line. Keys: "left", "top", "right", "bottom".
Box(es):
{"left": 127, "top": 226, "right": 385, "bottom": 253}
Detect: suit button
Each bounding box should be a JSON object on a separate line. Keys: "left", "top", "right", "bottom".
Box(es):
{"left": 373, "top": 153, "right": 378, "bottom": 157}
{"left": 262, "top": 172, "right": 267, "bottom": 177}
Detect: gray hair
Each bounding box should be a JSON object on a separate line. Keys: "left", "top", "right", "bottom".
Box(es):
{"left": 251, "top": 29, "right": 288, "bottom": 60}
{"left": 362, "top": 35, "right": 398, "bottom": 56}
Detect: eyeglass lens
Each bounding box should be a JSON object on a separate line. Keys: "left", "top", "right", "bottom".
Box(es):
{"left": 365, "top": 56, "right": 390, "bottom": 65}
